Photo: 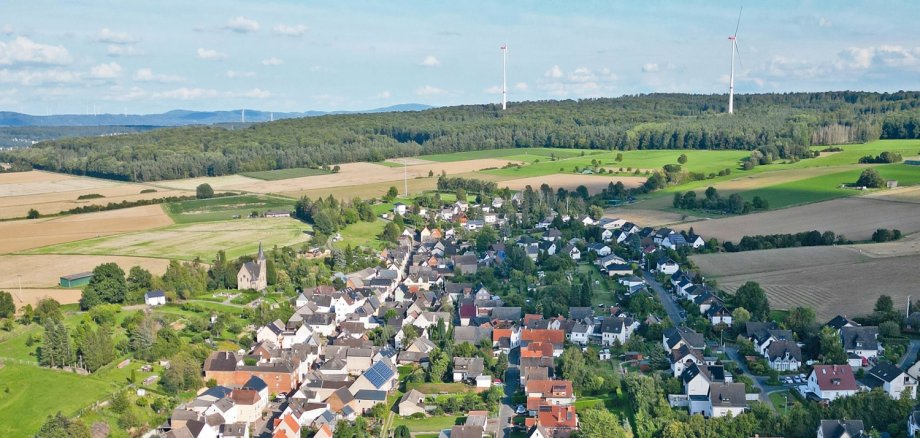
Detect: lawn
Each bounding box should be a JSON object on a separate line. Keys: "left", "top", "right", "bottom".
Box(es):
{"left": 577, "top": 263, "right": 622, "bottom": 307}
{"left": 405, "top": 382, "right": 475, "bottom": 394}
{"left": 336, "top": 220, "right": 387, "bottom": 250}
{"left": 419, "top": 147, "right": 590, "bottom": 162}
{"left": 0, "top": 363, "right": 118, "bottom": 437}
{"left": 392, "top": 415, "right": 464, "bottom": 432}
{"left": 240, "top": 167, "right": 330, "bottom": 181}
{"left": 768, "top": 390, "right": 793, "bottom": 411}
{"left": 163, "top": 194, "right": 297, "bottom": 224}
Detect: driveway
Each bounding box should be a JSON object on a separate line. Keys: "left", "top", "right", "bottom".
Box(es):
{"left": 724, "top": 345, "right": 775, "bottom": 411}
{"left": 899, "top": 339, "right": 920, "bottom": 369}
{"left": 642, "top": 270, "right": 684, "bottom": 325}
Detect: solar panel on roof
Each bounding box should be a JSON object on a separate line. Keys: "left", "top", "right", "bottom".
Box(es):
{"left": 364, "top": 360, "right": 394, "bottom": 389}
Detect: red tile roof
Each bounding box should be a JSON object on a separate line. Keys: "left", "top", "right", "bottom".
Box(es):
{"left": 521, "top": 329, "right": 565, "bottom": 345}
{"left": 812, "top": 365, "right": 858, "bottom": 391}
{"left": 493, "top": 328, "right": 512, "bottom": 343}
{"left": 525, "top": 379, "right": 573, "bottom": 398}
{"left": 538, "top": 405, "right": 578, "bottom": 429}
{"left": 521, "top": 342, "right": 554, "bottom": 358}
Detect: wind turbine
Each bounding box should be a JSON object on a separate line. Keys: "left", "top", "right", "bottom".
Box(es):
{"left": 500, "top": 44, "right": 508, "bottom": 110}
{"left": 727, "top": 8, "right": 742, "bottom": 114}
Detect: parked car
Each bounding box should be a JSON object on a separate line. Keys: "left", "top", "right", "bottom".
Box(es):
{"left": 516, "top": 405, "right": 526, "bottom": 414}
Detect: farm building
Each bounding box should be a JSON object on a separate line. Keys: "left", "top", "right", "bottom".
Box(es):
{"left": 145, "top": 290, "right": 166, "bottom": 306}
{"left": 886, "top": 180, "right": 898, "bottom": 189}
{"left": 59, "top": 272, "right": 92, "bottom": 288}
{"left": 906, "top": 160, "right": 920, "bottom": 165}
{"left": 264, "top": 210, "right": 291, "bottom": 218}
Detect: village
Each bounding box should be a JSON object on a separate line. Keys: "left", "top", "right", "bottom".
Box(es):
{"left": 146, "top": 186, "right": 920, "bottom": 438}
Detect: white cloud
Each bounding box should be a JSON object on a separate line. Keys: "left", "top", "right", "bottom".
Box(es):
{"left": 197, "top": 48, "right": 226, "bottom": 61}
{"left": 415, "top": 85, "right": 446, "bottom": 96}
{"left": 818, "top": 17, "right": 832, "bottom": 28}
{"left": 0, "top": 36, "right": 71, "bottom": 66}
{"left": 545, "top": 65, "right": 563, "bottom": 78}
{"left": 421, "top": 55, "right": 440, "bottom": 67}
{"left": 262, "top": 57, "right": 283, "bottom": 66}
{"left": 107, "top": 45, "right": 141, "bottom": 57}
{"left": 96, "top": 28, "right": 137, "bottom": 45}
{"left": 642, "top": 63, "right": 660, "bottom": 73}
{"left": 376, "top": 90, "right": 391, "bottom": 99}
{"left": 153, "top": 87, "right": 220, "bottom": 100}
{"left": 134, "top": 68, "right": 183, "bottom": 83}
{"left": 836, "top": 45, "right": 920, "bottom": 70}
{"left": 225, "top": 16, "right": 260, "bottom": 33}
{"left": 0, "top": 68, "right": 80, "bottom": 85}
{"left": 484, "top": 85, "right": 502, "bottom": 94}
{"left": 89, "top": 62, "right": 122, "bottom": 79}
{"left": 0, "top": 26, "right": 13, "bottom": 36}
{"left": 226, "top": 70, "right": 255, "bottom": 79}
{"left": 237, "top": 88, "right": 271, "bottom": 99}
{"left": 514, "top": 82, "right": 528, "bottom": 91}
{"left": 273, "top": 24, "right": 308, "bottom": 37}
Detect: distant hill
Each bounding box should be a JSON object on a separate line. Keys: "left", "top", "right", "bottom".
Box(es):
{"left": 0, "top": 104, "right": 433, "bottom": 127}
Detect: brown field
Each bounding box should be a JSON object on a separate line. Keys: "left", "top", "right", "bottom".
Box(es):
{"left": 0, "top": 170, "right": 187, "bottom": 218}
{"left": 676, "top": 196, "right": 920, "bottom": 242}
{"left": 603, "top": 209, "right": 701, "bottom": 228}
{"left": 287, "top": 171, "right": 513, "bottom": 200}
{"left": 702, "top": 166, "right": 852, "bottom": 193}
{"left": 864, "top": 185, "right": 920, "bottom": 204}
{"left": 0, "top": 204, "right": 173, "bottom": 254}
{"left": 385, "top": 157, "right": 435, "bottom": 166}
{"left": 691, "top": 243, "right": 920, "bottom": 320}
{"left": 9, "top": 288, "right": 83, "bottom": 307}
{"left": 0, "top": 255, "right": 169, "bottom": 289}
{"left": 499, "top": 174, "right": 645, "bottom": 194}
{"left": 149, "top": 174, "right": 262, "bottom": 191}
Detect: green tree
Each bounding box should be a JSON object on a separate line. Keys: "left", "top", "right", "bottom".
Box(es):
{"left": 40, "top": 317, "right": 73, "bottom": 368}
{"left": 80, "top": 263, "right": 127, "bottom": 309}
{"left": 394, "top": 425, "right": 411, "bottom": 438}
{"left": 785, "top": 306, "right": 816, "bottom": 337}
{"left": 126, "top": 266, "right": 153, "bottom": 292}
{"left": 195, "top": 183, "right": 214, "bottom": 199}
{"left": 27, "top": 208, "right": 40, "bottom": 219}
{"left": 856, "top": 168, "right": 885, "bottom": 188}
{"left": 819, "top": 326, "right": 848, "bottom": 364}
{"left": 734, "top": 281, "right": 770, "bottom": 320}
{"left": 380, "top": 221, "right": 402, "bottom": 243}
{"left": 35, "top": 298, "right": 62, "bottom": 323}
{"left": 36, "top": 412, "right": 91, "bottom": 438}
{"left": 384, "top": 186, "right": 399, "bottom": 201}
{"left": 80, "top": 324, "right": 116, "bottom": 372}
{"left": 161, "top": 352, "right": 202, "bottom": 393}
{"left": 0, "top": 290, "right": 14, "bottom": 318}
{"left": 677, "top": 153, "right": 688, "bottom": 164}
{"left": 875, "top": 294, "right": 894, "bottom": 313}
{"left": 576, "top": 408, "right": 633, "bottom": 438}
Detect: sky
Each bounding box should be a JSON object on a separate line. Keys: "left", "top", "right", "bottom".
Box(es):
{"left": 2, "top": 0, "right": 920, "bottom": 114}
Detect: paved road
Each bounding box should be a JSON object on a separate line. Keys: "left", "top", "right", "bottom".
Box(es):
{"left": 724, "top": 345, "right": 774, "bottom": 411}
{"left": 497, "top": 347, "right": 520, "bottom": 438}
{"left": 899, "top": 339, "right": 920, "bottom": 369}
{"left": 642, "top": 271, "right": 684, "bottom": 325}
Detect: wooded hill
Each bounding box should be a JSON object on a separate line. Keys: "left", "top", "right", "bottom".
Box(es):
{"left": 5, "top": 91, "right": 920, "bottom": 182}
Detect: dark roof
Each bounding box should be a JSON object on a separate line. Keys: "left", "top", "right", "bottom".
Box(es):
{"left": 709, "top": 383, "right": 746, "bottom": 408}
{"left": 354, "top": 389, "right": 387, "bottom": 401}
{"left": 243, "top": 375, "right": 267, "bottom": 392}
{"left": 204, "top": 351, "right": 238, "bottom": 372}
{"left": 569, "top": 307, "right": 594, "bottom": 320}
{"left": 766, "top": 340, "right": 802, "bottom": 362}
{"left": 867, "top": 362, "right": 906, "bottom": 384}
{"left": 60, "top": 272, "right": 93, "bottom": 281}
{"left": 841, "top": 326, "right": 879, "bottom": 351}
{"left": 145, "top": 289, "right": 165, "bottom": 298}
{"left": 200, "top": 386, "right": 233, "bottom": 400}
{"left": 363, "top": 359, "right": 396, "bottom": 389}
{"left": 491, "top": 306, "right": 522, "bottom": 322}
{"left": 664, "top": 326, "right": 705, "bottom": 350}
{"left": 826, "top": 315, "right": 859, "bottom": 331}
{"left": 449, "top": 425, "right": 485, "bottom": 438}
{"left": 819, "top": 420, "right": 867, "bottom": 438}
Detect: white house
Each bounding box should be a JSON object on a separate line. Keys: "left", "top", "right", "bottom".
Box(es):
{"left": 765, "top": 340, "right": 802, "bottom": 372}
{"left": 807, "top": 365, "right": 858, "bottom": 401}
{"left": 393, "top": 203, "right": 407, "bottom": 215}
{"left": 656, "top": 259, "right": 679, "bottom": 275}
{"left": 866, "top": 362, "right": 917, "bottom": 399}
{"left": 600, "top": 317, "right": 638, "bottom": 346}
{"left": 841, "top": 326, "right": 882, "bottom": 366}
{"left": 706, "top": 383, "right": 746, "bottom": 418}
{"left": 144, "top": 290, "right": 166, "bottom": 306}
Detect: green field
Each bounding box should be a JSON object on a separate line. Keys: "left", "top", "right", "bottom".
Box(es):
{"left": 420, "top": 147, "right": 592, "bottom": 162}
{"left": 392, "top": 415, "right": 464, "bottom": 432}
{"left": 241, "top": 167, "right": 330, "bottom": 181}
{"left": 481, "top": 149, "right": 749, "bottom": 178}
{"left": 0, "top": 363, "right": 117, "bottom": 437}
{"left": 164, "top": 195, "right": 297, "bottom": 224}
{"left": 336, "top": 219, "right": 387, "bottom": 249}
{"left": 26, "top": 218, "right": 311, "bottom": 261}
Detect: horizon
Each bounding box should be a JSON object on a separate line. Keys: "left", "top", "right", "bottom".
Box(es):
{"left": 2, "top": 1, "right": 920, "bottom": 114}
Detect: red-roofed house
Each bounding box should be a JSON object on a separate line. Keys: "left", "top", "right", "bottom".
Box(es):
{"left": 807, "top": 365, "right": 858, "bottom": 401}
{"left": 536, "top": 405, "right": 578, "bottom": 436}
{"left": 521, "top": 329, "right": 565, "bottom": 357}
{"left": 525, "top": 380, "right": 575, "bottom": 405}
{"left": 521, "top": 342, "right": 554, "bottom": 359}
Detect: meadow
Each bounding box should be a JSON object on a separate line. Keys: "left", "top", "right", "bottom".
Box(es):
{"left": 240, "top": 167, "right": 330, "bottom": 181}
{"left": 419, "top": 147, "right": 589, "bottom": 162}
{"left": 164, "top": 194, "right": 297, "bottom": 224}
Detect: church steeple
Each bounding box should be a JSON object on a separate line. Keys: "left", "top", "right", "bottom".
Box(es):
{"left": 257, "top": 241, "right": 265, "bottom": 262}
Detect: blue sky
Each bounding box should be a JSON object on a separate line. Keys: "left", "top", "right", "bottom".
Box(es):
{"left": 2, "top": 0, "right": 919, "bottom": 114}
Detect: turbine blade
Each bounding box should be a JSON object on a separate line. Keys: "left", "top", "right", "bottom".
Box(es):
{"left": 734, "top": 41, "right": 743, "bottom": 69}
{"left": 734, "top": 7, "right": 743, "bottom": 37}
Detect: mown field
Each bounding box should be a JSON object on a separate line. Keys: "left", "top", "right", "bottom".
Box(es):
{"left": 241, "top": 167, "right": 330, "bottom": 181}
{"left": 419, "top": 147, "right": 589, "bottom": 162}
{"left": 164, "top": 194, "right": 296, "bottom": 224}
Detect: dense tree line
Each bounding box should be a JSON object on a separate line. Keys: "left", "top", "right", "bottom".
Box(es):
{"left": 723, "top": 230, "right": 844, "bottom": 252}
{"left": 8, "top": 92, "right": 920, "bottom": 181}
{"left": 859, "top": 150, "right": 903, "bottom": 163}
{"left": 436, "top": 175, "right": 498, "bottom": 195}
{"left": 673, "top": 186, "right": 768, "bottom": 214}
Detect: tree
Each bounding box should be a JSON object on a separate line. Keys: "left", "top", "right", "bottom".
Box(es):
{"left": 80, "top": 263, "right": 127, "bottom": 309}
{"left": 731, "top": 307, "right": 751, "bottom": 327}
{"left": 126, "top": 266, "right": 152, "bottom": 292}
{"left": 0, "top": 291, "right": 14, "bottom": 318}
{"left": 875, "top": 295, "right": 894, "bottom": 313}
{"left": 161, "top": 352, "right": 202, "bottom": 393}
{"left": 819, "top": 326, "right": 848, "bottom": 364}
{"left": 856, "top": 168, "right": 885, "bottom": 188}
{"left": 785, "top": 306, "right": 816, "bottom": 337}
{"left": 880, "top": 320, "right": 900, "bottom": 338}
{"left": 195, "top": 183, "right": 214, "bottom": 199}
{"left": 27, "top": 208, "right": 40, "bottom": 219}
{"left": 576, "top": 408, "right": 633, "bottom": 438}
{"left": 385, "top": 186, "right": 399, "bottom": 201}
{"left": 380, "top": 221, "right": 402, "bottom": 243}
{"left": 727, "top": 193, "right": 746, "bottom": 214}
{"left": 40, "top": 317, "right": 73, "bottom": 368}
{"left": 394, "top": 425, "right": 411, "bottom": 438}
{"left": 402, "top": 324, "right": 419, "bottom": 345}
{"left": 677, "top": 153, "right": 688, "bottom": 164}
{"left": 80, "top": 324, "right": 116, "bottom": 372}
{"left": 734, "top": 281, "right": 770, "bottom": 320}
{"left": 35, "top": 298, "right": 62, "bottom": 323}
{"left": 36, "top": 412, "right": 91, "bottom": 438}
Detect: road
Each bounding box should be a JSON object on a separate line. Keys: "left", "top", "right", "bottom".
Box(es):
{"left": 724, "top": 345, "right": 774, "bottom": 410}
{"left": 496, "top": 347, "right": 520, "bottom": 438}
{"left": 642, "top": 270, "right": 684, "bottom": 325}
{"left": 899, "top": 339, "right": 920, "bottom": 369}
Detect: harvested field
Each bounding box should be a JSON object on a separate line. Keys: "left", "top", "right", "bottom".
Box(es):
{"left": 385, "top": 157, "right": 435, "bottom": 166}
{"left": 499, "top": 174, "right": 645, "bottom": 194}
{"left": 603, "top": 209, "right": 700, "bottom": 228}
{"left": 0, "top": 204, "right": 173, "bottom": 254}
{"left": 150, "top": 174, "right": 261, "bottom": 191}
{"left": 27, "top": 217, "right": 310, "bottom": 261}
{"left": 691, "top": 243, "right": 920, "bottom": 320}
{"left": 0, "top": 255, "right": 169, "bottom": 289}
{"left": 697, "top": 166, "right": 853, "bottom": 194}
{"left": 0, "top": 170, "right": 179, "bottom": 218}
{"left": 285, "top": 171, "right": 512, "bottom": 200}
{"left": 864, "top": 185, "right": 920, "bottom": 204}
{"left": 7, "top": 288, "right": 83, "bottom": 307}
{"left": 676, "top": 196, "right": 920, "bottom": 242}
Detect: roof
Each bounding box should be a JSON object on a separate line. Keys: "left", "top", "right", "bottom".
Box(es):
{"left": 354, "top": 389, "right": 387, "bottom": 401}
{"left": 491, "top": 306, "right": 522, "bottom": 322}
{"left": 449, "top": 425, "right": 485, "bottom": 438}
{"left": 569, "top": 307, "right": 594, "bottom": 320}
{"left": 145, "top": 289, "right": 165, "bottom": 298}
{"left": 819, "top": 419, "right": 867, "bottom": 438}
{"left": 453, "top": 357, "right": 485, "bottom": 375}
{"left": 766, "top": 340, "right": 802, "bottom": 362}
{"left": 664, "top": 326, "right": 705, "bottom": 350}
{"left": 811, "top": 365, "right": 858, "bottom": 391}
{"left": 60, "top": 271, "right": 93, "bottom": 281}
{"left": 526, "top": 379, "right": 573, "bottom": 398}
{"left": 362, "top": 359, "right": 396, "bottom": 389}
{"left": 709, "top": 383, "right": 746, "bottom": 408}
{"left": 204, "top": 351, "right": 238, "bottom": 372}
{"left": 841, "top": 326, "right": 879, "bottom": 351}
{"left": 521, "top": 329, "right": 565, "bottom": 345}
{"left": 454, "top": 326, "right": 492, "bottom": 345}
{"left": 867, "top": 362, "right": 906, "bottom": 384}
{"left": 243, "top": 375, "right": 268, "bottom": 392}
{"left": 536, "top": 405, "right": 577, "bottom": 429}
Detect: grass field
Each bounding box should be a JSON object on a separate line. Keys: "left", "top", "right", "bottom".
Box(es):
{"left": 392, "top": 415, "right": 463, "bottom": 432}
{"left": 419, "top": 147, "right": 590, "bottom": 162}
{"left": 164, "top": 194, "right": 297, "bottom": 224}
{"left": 482, "top": 149, "right": 749, "bottom": 178}
{"left": 241, "top": 167, "right": 330, "bottom": 181}
{"left": 26, "top": 218, "right": 311, "bottom": 261}
{"left": 336, "top": 220, "right": 387, "bottom": 249}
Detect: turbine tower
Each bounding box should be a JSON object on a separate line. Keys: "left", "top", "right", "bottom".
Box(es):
{"left": 500, "top": 44, "right": 508, "bottom": 110}
{"left": 727, "top": 8, "right": 742, "bottom": 114}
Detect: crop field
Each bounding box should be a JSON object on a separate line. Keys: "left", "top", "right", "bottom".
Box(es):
{"left": 499, "top": 174, "right": 645, "bottom": 194}
{"left": 0, "top": 170, "right": 184, "bottom": 219}
{"left": 0, "top": 205, "right": 174, "bottom": 254}
{"left": 164, "top": 194, "right": 297, "bottom": 223}
{"left": 419, "top": 147, "right": 590, "bottom": 162}
{"left": 0, "top": 254, "right": 169, "bottom": 290}
{"left": 676, "top": 196, "right": 920, "bottom": 243}
{"left": 26, "top": 217, "right": 311, "bottom": 261}
{"left": 691, "top": 241, "right": 920, "bottom": 320}
{"left": 240, "top": 167, "right": 330, "bottom": 180}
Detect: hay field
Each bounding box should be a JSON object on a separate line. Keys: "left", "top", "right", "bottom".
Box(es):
{"left": 7, "top": 288, "right": 83, "bottom": 307}
{"left": 0, "top": 170, "right": 180, "bottom": 218}
{"left": 0, "top": 204, "right": 173, "bottom": 254}
{"left": 28, "top": 217, "right": 310, "bottom": 261}
{"left": 0, "top": 255, "right": 169, "bottom": 289}
{"left": 150, "top": 174, "right": 262, "bottom": 191}
{"left": 691, "top": 243, "right": 920, "bottom": 320}
{"left": 604, "top": 209, "right": 700, "bottom": 228}
{"left": 864, "top": 185, "right": 920, "bottom": 204}
{"left": 286, "top": 171, "right": 512, "bottom": 200}
{"left": 499, "top": 174, "right": 645, "bottom": 194}
{"left": 676, "top": 196, "right": 920, "bottom": 242}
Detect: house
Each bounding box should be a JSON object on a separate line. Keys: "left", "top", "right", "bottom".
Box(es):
{"left": 393, "top": 203, "right": 407, "bottom": 215}
{"left": 438, "top": 425, "right": 484, "bottom": 438}
{"left": 663, "top": 326, "right": 706, "bottom": 352}
{"left": 398, "top": 389, "right": 427, "bottom": 416}
{"left": 706, "top": 383, "right": 746, "bottom": 418}
{"left": 660, "top": 233, "right": 688, "bottom": 250}
{"left": 656, "top": 259, "right": 679, "bottom": 275}
{"left": 807, "top": 365, "right": 858, "bottom": 401}
{"left": 670, "top": 345, "right": 705, "bottom": 378}
{"left": 349, "top": 358, "right": 397, "bottom": 393}
{"left": 587, "top": 243, "right": 611, "bottom": 256}
{"left": 865, "top": 362, "right": 917, "bottom": 399}
{"left": 534, "top": 405, "right": 578, "bottom": 436}
{"left": 492, "top": 197, "right": 504, "bottom": 209}
{"left": 237, "top": 242, "right": 268, "bottom": 291}
{"left": 826, "top": 315, "right": 859, "bottom": 333}
{"left": 817, "top": 419, "right": 867, "bottom": 438}
{"left": 454, "top": 326, "right": 493, "bottom": 346}
{"left": 600, "top": 317, "right": 638, "bottom": 346}
{"left": 144, "top": 290, "right": 166, "bottom": 306}
{"left": 765, "top": 340, "right": 802, "bottom": 372}
{"left": 841, "top": 326, "right": 881, "bottom": 366}
{"left": 561, "top": 244, "right": 580, "bottom": 260}
{"left": 453, "top": 357, "right": 486, "bottom": 383}
{"left": 525, "top": 380, "right": 575, "bottom": 406}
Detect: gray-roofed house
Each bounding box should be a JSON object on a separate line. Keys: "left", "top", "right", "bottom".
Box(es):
{"left": 454, "top": 326, "right": 492, "bottom": 346}
{"left": 706, "top": 382, "right": 746, "bottom": 418}
{"left": 766, "top": 340, "right": 802, "bottom": 372}
{"left": 817, "top": 419, "right": 868, "bottom": 438}
{"left": 398, "top": 389, "right": 427, "bottom": 417}
{"left": 453, "top": 357, "right": 485, "bottom": 382}
{"left": 865, "top": 362, "right": 917, "bottom": 399}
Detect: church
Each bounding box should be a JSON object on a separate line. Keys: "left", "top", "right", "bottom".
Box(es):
{"left": 237, "top": 242, "right": 268, "bottom": 291}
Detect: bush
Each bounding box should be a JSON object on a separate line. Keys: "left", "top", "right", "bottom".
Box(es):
{"left": 27, "top": 208, "right": 39, "bottom": 219}
{"left": 856, "top": 168, "right": 885, "bottom": 188}
{"left": 196, "top": 183, "right": 214, "bottom": 199}
{"left": 77, "top": 193, "right": 104, "bottom": 200}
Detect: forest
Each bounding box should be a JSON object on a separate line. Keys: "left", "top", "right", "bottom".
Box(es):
{"left": 4, "top": 91, "right": 920, "bottom": 181}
